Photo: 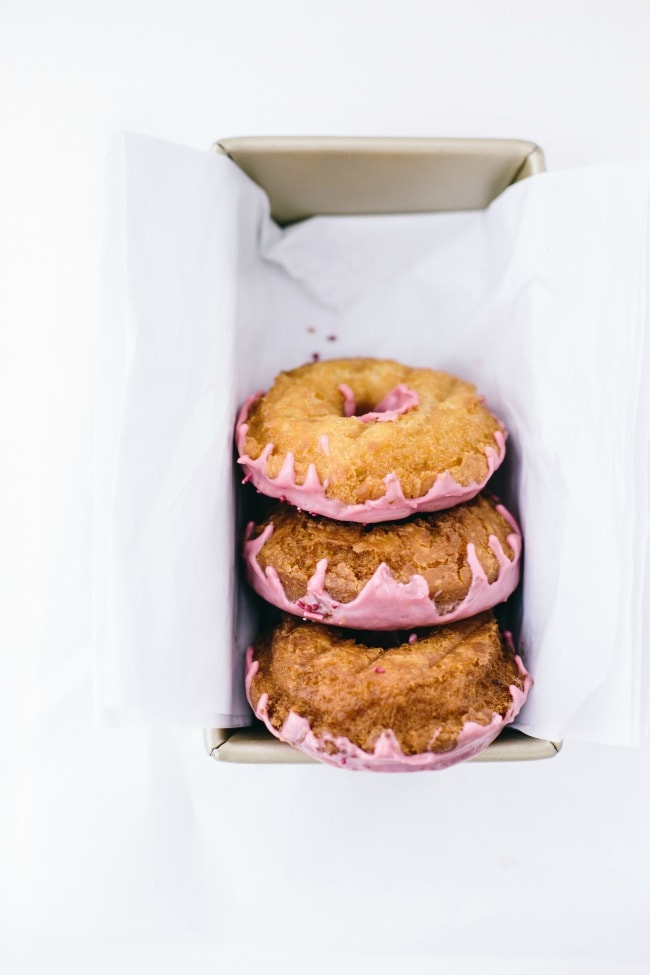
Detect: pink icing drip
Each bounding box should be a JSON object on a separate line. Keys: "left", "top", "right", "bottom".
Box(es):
{"left": 236, "top": 393, "right": 507, "bottom": 523}
{"left": 245, "top": 645, "right": 532, "bottom": 773}
{"left": 339, "top": 383, "right": 356, "bottom": 418}
{"left": 242, "top": 508, "right": 521, "bottom": 629}
{"left": 339, "top": 382, "right": 420, "bottom": 422}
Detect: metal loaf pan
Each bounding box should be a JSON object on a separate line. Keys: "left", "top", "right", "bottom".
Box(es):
{"left": 206, "top": 135, "right": 560, "bottom": 766}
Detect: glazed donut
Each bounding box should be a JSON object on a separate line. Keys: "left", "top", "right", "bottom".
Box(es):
{"left": 246, "top": 612, "right": 531, "bottom": 772}
{"left": 243, "top": 494, "right": 521, "bottom": 629}
{"left": 236, "top": 358, "right": 506, "bottom": 523}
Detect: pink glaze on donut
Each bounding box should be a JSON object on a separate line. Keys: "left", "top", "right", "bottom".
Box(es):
{"left": 245, "top": 642, "right": 532, "bottom": 773}
{"left": 242, "top": 505, "right": 521, "bottom": 630}
{"left": 236, "top": 393, "right": 507, "bottom": 523}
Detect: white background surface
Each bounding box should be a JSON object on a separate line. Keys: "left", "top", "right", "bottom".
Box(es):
{"left": 2, "top": 2, "right": 650, "bottom": 973}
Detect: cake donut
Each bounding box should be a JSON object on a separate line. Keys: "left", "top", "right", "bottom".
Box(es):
{"left": 236, "top": 358, "right": 506, "bottom": 523}
{"left": 246, "top": 612, "right": 531, "bottom": 772}
{"left": 243, "top": 494, "right": 522, "bottom": 629}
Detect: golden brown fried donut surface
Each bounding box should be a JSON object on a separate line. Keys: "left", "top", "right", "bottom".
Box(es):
{"left": 245, "top": 612, "right": 531, "bottom": 772}
{"left": 236, "top": 358, "right": 506, "bottom": 522}
{"left": 244, "top": 494, "right": 521, "bottom": 628}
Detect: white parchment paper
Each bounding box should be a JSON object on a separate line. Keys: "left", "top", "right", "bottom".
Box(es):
{"left": 95, "top": 133, "right": 650, "bottom": 743}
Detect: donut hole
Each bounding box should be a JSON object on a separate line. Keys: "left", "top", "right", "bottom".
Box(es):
{"left": 338, "top": 381, "right": 420, "bottom": 422}
{"left": 348, "top": 395, "right": 375, "bottom": 417}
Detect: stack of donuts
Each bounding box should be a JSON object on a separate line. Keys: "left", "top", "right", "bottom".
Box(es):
{"left": 236, "top": 357, "right": 531, "bottom": 772}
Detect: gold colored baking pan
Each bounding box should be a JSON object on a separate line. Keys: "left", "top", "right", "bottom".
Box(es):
{"left": 216, "top": 135, "right": 544, "bottom": 224}
{"left": 207, "top": 135, "right": 558, "bottom": 766}
{"left": 205, "top": 726, "right": 562, "bottom": 764}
